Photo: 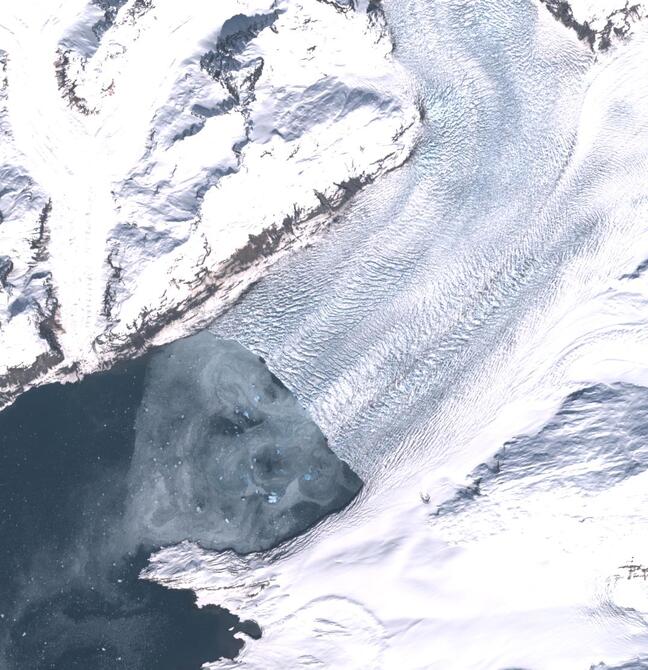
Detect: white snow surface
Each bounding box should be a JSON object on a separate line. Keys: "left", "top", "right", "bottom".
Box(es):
{"left": 4, "top": 1, "right": 648, "bottom": 668}
{"left": 0, "top": 0, "right": 419, "bottom": 404}
{"left": 136, "top": 2, "right": 648, "bottom": 669}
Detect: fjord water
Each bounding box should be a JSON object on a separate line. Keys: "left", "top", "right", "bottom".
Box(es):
{"left": 188, "top": 1, "right": 648, "bottom": 668}
{"left": 0, "top": 336, "right": 360, "bottom": 669}
{"left": 0, "top": 353, "right": 252, "bottom": 669}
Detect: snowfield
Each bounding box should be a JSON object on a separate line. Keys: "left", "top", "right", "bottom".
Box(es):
{"left": 0, "top": 0, "right": 419, "bottom": 408}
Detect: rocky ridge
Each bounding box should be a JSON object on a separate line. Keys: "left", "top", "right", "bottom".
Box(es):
{"left": 540, "top": 0, "right": 647, "bottom": 50}
{"left": 0, "top": 0, "right": 420, "bottom": 408}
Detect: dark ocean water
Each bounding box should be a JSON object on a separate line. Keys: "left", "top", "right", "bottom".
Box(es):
{"left": 0, "top": 352, "right": 259, "bottom": 669}
{"left": 0, "top": 331, "right": 361, "bottom": 668}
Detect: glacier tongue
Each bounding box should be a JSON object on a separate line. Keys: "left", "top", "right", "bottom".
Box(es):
{"left": 0, "top": 0, "right": 419, "bottom": 408}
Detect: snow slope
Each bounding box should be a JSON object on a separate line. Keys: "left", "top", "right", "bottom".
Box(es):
{"left": 0, "top": 0, "right": 419, "bottom": 408}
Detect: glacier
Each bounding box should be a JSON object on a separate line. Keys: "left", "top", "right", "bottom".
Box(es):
{"left": 2, "top": 0, "right": 648, "bottom": 668}
{"left": 0, "top": 0, "right": 419, "bottom": 408}
{"left": 139, "top": 1, "right": 648, "bottom": 669}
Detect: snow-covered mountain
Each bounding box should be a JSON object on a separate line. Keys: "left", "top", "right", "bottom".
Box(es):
{"left": 541, "top": 0, "right": 647, "bottom": 50}
{"left": 0, "top": 0, "right": 419, "bottom": 408}
{"left": 3, "top": 1, "right": 648, "bottom": 669}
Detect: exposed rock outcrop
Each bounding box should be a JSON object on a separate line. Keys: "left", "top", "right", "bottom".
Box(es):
{"left": 540, "top": 0, "right": 647, "bottom": 50}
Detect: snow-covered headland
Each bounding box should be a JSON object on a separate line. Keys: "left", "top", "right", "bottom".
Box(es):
{"left": 0, "top": 0, "right": 419, "bottom": 408}
{"left": 541, "top": 0, "right": 648, "bottom": 50}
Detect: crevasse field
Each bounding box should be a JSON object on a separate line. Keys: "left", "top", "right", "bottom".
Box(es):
{"left": 2, "top": 0, "right": 648, "bottom": 669}
{"left": 168, "top": 1, "right": 648, "bottom": 668}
